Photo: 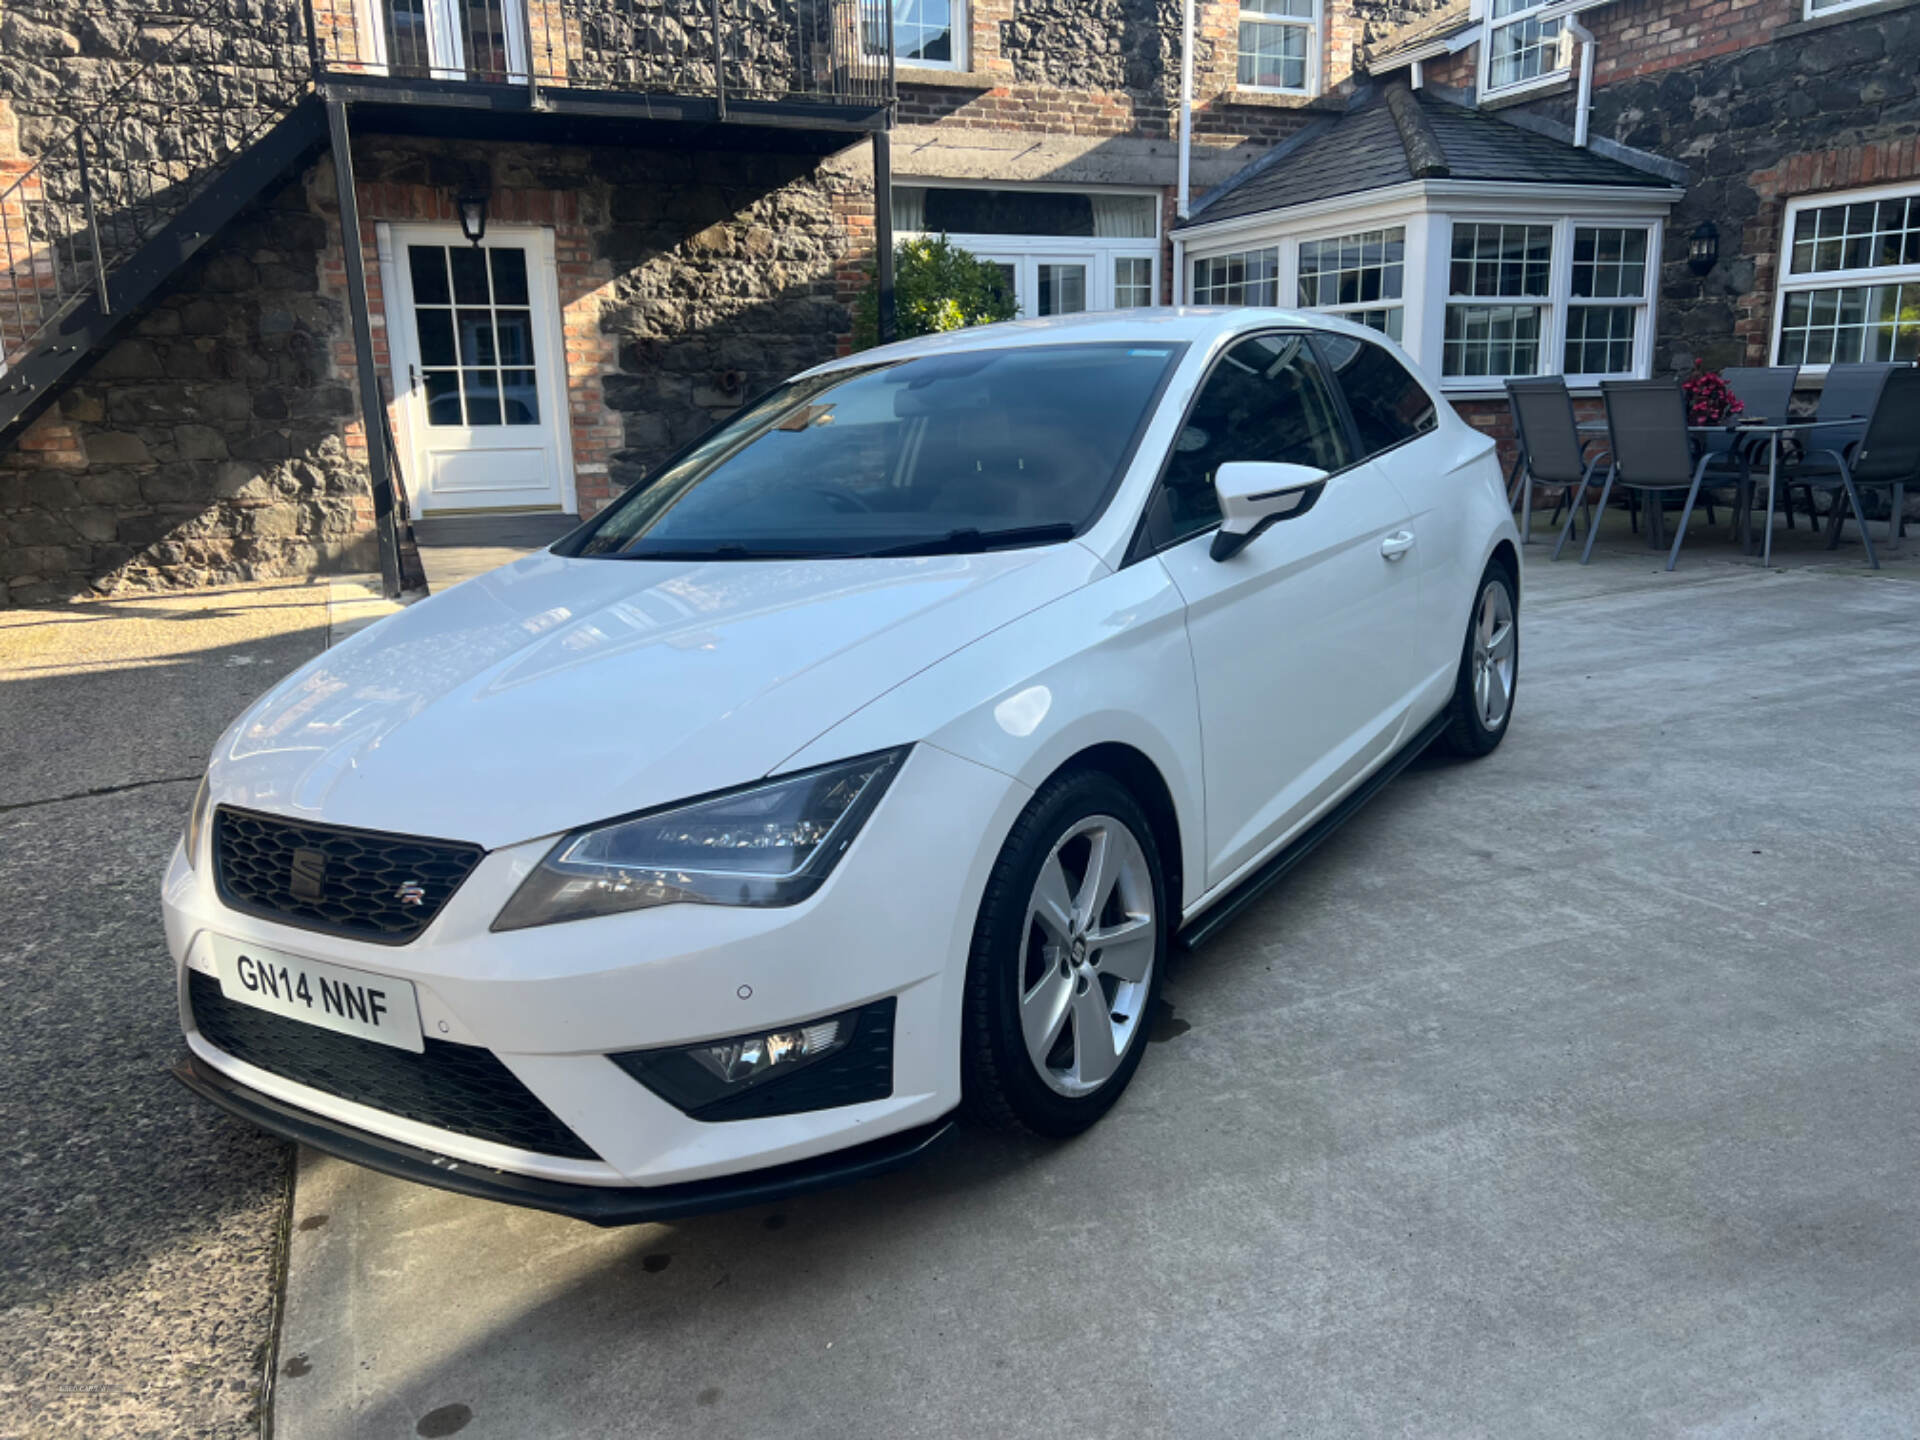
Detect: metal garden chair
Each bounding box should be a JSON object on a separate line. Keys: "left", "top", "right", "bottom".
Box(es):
{"left": 1787, "top": 365, "right": 1920, "bottom": 568}
{"left": 1555, "top": 379, "right": 1725, "bottom": 570}
{"left": 1781, "top": 362, "right": 1894, "bottom": 533}
{"left": 1505, "top": 377, "right": 1609, "bottom": 544}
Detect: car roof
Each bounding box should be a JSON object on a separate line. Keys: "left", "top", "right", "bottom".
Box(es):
{"left": 799, "top": 306, "right": 1381, "bottom": 377}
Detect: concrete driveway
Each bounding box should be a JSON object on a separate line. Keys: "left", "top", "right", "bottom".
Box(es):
{"left": 269, "top": 549, "right": 1920, "bottom": 1439}
{"left": 3, "top": 537, "right": 1917, "bottom": 1439}
{"left": 0, "top": 578, "right": 394, "bottom": 1440}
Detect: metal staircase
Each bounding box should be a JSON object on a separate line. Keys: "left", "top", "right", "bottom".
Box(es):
{"left": 0, "top": 0, "right": 323, "bottom": 442}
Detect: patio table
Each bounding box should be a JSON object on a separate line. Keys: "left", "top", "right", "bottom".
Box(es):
{"left": 1575, "top": 417, "right": 1865, "bottom": 566}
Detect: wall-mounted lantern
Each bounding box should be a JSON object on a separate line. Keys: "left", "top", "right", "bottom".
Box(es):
{"left": 457, "top": 190, "right": 490, "bottom": 247}
{"left": 1686, "top": 220, "right": 1719, "bottom": 277}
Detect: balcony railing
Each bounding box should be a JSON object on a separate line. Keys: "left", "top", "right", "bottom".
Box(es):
{"left": 306, "top": 0, "right": 896, "bottom": 110}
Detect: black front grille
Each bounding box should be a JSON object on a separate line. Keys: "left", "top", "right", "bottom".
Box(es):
{"left": 189, "top": 972, "right": 598, "bottom": 1160}
{"left": 214, "top": 807, "right": 484, "bottom": 945}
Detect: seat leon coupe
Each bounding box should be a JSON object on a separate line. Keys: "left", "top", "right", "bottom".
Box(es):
{"left": 167, "top": 310, "right": 1521, "bottom": 1223}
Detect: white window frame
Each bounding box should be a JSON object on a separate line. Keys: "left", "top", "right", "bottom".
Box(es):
{"left": 873, "top": 0, "right": 967, "bottom": 72}
{"left": 1477, "top": 0, "right": 1570, "bottom": 99}
{"left": 1801, "top": 0, "right": 1884, "bottom": 19}
{"left": 1236, "top": 0, "right": 1320, "bottom": 98}
{"left": 1177, "top": 184, "right": 1672, "bottom": 398}
{"left": 895, "top": 180, "right": 1161, "bottom": 316}
{"left": 1435, "top": 213, "right": 1661, "bottom": 391}
{"left": 1770, "top": 180, "right": 1920, "bottom": 376}
{"left": 1292, "top": 222, "right": 1410, "bottom": 341}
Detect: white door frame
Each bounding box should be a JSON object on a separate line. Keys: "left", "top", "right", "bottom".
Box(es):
{"left": 377, "top": 221, "right": 578, "bottom": 516}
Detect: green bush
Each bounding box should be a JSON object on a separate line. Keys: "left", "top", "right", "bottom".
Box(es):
{"left": 853, "top": 235, "right": 1019, "bottom": 349}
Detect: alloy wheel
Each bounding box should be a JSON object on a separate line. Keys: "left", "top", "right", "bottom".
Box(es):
{"left": 1471, "top": 578, "right": 1517, "bottom": 729}
{"left": 1018, "top": 815, "right": 1157, "bottom": 1097}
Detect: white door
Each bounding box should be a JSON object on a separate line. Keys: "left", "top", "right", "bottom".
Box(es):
{"left": 385, "top": 226, "right": 573, "bottom": 515}
{"left": 375, "top": 0, "right": 526, "bottom": 82}
{"left": 1146, "top": 332, "right": 1426, "bottom": 886}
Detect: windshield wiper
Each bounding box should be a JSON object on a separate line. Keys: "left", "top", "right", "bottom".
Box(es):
{"left": 860, "top": 524, "right": 1079, "bottom": 559}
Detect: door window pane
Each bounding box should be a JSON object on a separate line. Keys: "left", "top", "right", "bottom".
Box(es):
{"left": 385, "top": 0, "right": 432, "bottom": 73}
{"left": 1114, "top": 257, "right": 1154, "bottom": 308}
{"left": 494, "top": 310, "right": 535, "bottom": 366}
{"left": 1037, "top": 263, "right": 1087, "bottom": 316}
{"left": 408, "top": 245, "right": 450, "bottom": 305}
{"left": 462, "top": 370, "right": 503, "bottom": 426}
{"left": 490, "top": 246, "right": 531, "bottom": 304}
{"left": 457, "top": 309, "right": 497, "bottom": 365}
{"left": 449, "top": 246, "right": 491, "bottom": 304}
{"left": 423, "top": 370, "right": 463, "bottom": 425}
{"left": 415, "top": 308, "right": 456, "bottom": 367}
{"left": 1314, "top": 334, "right": 1437, "bottom": 456}
{"left": 1150, "top": 333, "right": 1355, "bottom": 546}
{"left": 409, "top": 242, "right": 541, "bottom": 428}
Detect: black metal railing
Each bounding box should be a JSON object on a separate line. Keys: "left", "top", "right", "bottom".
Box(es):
{"left": 0, "top": 0, "right": 312, "bottom": 373}
{"left": 307, "top": 0, "right": 895, "bottom": 110}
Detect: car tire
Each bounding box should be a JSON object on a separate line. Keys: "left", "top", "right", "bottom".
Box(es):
{"left": 960, "top": 770, "right": 1169, "bottom": 1137}
{"left": 1440, "top": 559, "right": 1519, "bottom": 758}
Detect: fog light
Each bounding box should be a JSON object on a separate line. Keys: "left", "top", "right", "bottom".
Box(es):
{"left": 692, "top": 1018, "right": 844, "bottom": 1086}
{"left": 609, "top": 998, "right": 895, "bottom": 1122}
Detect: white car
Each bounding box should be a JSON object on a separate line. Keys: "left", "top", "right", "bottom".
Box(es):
{"left": 167, "top": 310, "right": 1520, "bottom": 1223}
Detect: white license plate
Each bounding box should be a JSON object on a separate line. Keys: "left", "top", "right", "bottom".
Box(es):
{"left": 210, "top": 935, "right": 424, "bottom": 1054}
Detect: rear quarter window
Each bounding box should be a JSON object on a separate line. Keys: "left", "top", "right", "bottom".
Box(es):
{"left": 1316, "top": 334, "right": 1439, "bottom": 458}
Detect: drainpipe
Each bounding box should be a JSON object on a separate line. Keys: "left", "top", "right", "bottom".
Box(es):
{"left": 1172, "top": 234, "right": 1186, "bottom": 304}
{"left": 1565, "top": 12, "right": 1596, "bottom": 147}
{"left": 1177, "top": 0, "right": 1195, "bottom": 219}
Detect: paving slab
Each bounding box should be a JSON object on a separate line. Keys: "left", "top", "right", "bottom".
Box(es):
{"left": 271, "top": 554, "right": 1920, "bottom": 1439}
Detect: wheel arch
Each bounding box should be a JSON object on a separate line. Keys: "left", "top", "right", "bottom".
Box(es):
{"left": 1043, "top": 741, "right": 1184, "bottom": 926}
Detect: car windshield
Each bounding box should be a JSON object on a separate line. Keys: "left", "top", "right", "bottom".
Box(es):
{"left": 569, "top": 341, "right": 1185, "bottom": 560}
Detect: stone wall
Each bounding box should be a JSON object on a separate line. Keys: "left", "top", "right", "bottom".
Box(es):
{"left": 1, "top": 174, "right": 375, "bottom": 606}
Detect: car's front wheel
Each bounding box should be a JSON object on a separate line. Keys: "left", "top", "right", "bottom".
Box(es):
{"left": 1440, "top": 560, "right": 1518, "bottom": 757}
{"left": 961, "top": 771, "right": 1167, "bottom": 1136}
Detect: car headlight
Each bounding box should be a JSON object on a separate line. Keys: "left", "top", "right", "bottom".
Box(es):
{"left": 492, "top": 748, "right": 909, "bottom": 930}
{"left": 184, "top": 774, "right": 211, "bottom": 871}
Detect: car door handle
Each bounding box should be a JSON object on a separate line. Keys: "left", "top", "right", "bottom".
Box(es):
{"left": 1380, "top": 531, "right": 1416, "bottom": 561}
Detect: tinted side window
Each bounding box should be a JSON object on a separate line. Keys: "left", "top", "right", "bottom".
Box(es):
{"left": 1316, "top": 334, "right": 1439, "bottom": 458}
{"left": 1147, "top": 334, "right": 1356, "bottom": 548}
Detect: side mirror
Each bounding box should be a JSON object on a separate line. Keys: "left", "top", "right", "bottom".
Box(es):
{"left": 1209, "top": 461, "right": 1329, "bottom": 561}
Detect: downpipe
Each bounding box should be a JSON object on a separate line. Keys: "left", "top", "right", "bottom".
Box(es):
{"left": 1177, "top": 0, "right": 1195, "bottom": 219}
{"left": 1565, "top": 13, "right": 1596, "bottom": 147}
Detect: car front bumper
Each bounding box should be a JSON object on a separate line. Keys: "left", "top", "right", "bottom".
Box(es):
{"left": 165, "top": 743, "right": 1029, "bottom": 1201}
{"left": 172, "top": 1052, "right": 956, "bottom": 1225}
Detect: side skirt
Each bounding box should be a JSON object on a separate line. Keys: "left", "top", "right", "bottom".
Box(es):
{"left": 1176, "top": 710, "right": 1451, "bottom": 951}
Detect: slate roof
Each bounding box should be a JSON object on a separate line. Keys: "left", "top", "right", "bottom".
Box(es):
{"left": 1178, "top": 85, "right": 1675, "bottom": 230}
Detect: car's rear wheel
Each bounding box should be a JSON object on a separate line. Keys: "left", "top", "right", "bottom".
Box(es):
{"left": 1440, "top": 561, "right": 1518, "bottom": 757}
{"left": 961, "top": 771, "right": 1167, "bottom": 1136}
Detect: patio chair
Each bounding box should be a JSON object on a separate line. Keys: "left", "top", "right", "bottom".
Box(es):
{"left": 1786, "top": 365, "right": 1920, "bottom": 568}
{"left": 1504, "top": 377, "right": 1609, "bottom": 543}
{"left": 1711, "top": 365, "right": 1798, "bottom": 534}
{"left": 1782, "top": 362, "right": 1894, "bottom": 533}
{"left": 1555, "top": 379, "right": 1727, "bottom": 570}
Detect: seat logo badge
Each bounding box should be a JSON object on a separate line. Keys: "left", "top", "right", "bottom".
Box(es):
{"left": 289, "top": 848, "right": 327, "bottom": 901}
{"left": 395, "top": 880, "right": 427, "bottom": 907}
